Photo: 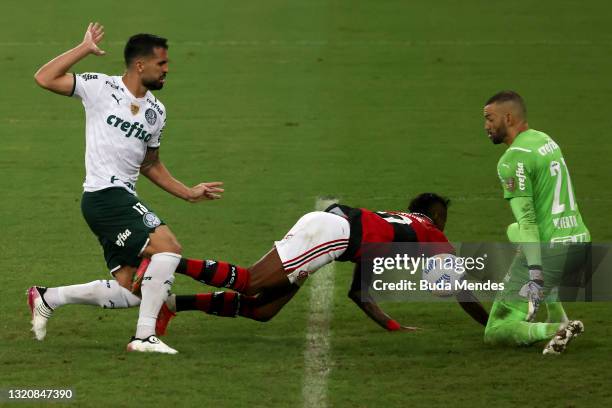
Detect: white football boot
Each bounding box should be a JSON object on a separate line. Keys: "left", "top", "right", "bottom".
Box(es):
{"left": 126, "top": 335, "right": 178, "bottom": 354}
{"left": 543, "top": 320, "right": 584, "bottom": 355}
{"left": 27, "top": 286, "right": 54, "bottom": 341}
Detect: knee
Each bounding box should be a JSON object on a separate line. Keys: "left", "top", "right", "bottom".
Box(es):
{"left": 483, "top": 322, "right": 509, "bottom": 346}
{"left": 115, "top": 277, "right": 132, "bottom": 290}
{"left": 483, "top": 325, "right": 496, "bottom": 345}
{"left": 144, "top": 226, "right": 183, "bottom": 256}
{"left": 249, "top": 301, "right": 279, "bottom": 322}
{"left": 113, "top": 268, "right": 136, "bottom": 289}
{"left": 168, "top": 241, "right": 182, "bottom": 255}
{"left": 253, "top": 311, "right": 275, "bottom": 323}
{"left": 161, "top": 237, "right": 182, "bottom": 255}
{"left": 146, "top": 240, "right": 182, "bottom": 257}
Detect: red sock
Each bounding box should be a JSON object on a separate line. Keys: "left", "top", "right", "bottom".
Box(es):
{"left": 177, "top": 258, "right": 250, "bottom": 292}
{"left": 190, "top": 292, "right": 240, "bottom": 317}
{"left": 193, "top": 293, "right": 212, "bottom": 312}
{"left": 176, "top": 293, "right": 260, "bottom": 320}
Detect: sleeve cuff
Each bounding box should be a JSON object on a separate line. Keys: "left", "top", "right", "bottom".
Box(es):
{"left": 69, "top": 73, "right": 77, "bottom": 97}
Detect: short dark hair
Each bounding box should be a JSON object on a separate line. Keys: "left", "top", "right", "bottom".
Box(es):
{"left": 485, "top": 90, "right": 527, "bottom": 117}
{"left": 408, "top": 193, "right": 450, "bottom": 218}
{"left": 124, "top": 34, "right": 168, "bottom": 67}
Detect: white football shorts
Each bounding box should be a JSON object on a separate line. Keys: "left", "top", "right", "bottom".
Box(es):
{"left": 274, "top": 211, "right": 350, "bottom": 285}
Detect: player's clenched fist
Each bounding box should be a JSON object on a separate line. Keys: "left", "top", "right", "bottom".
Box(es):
{"left": 82, "top": 22, "right": 106, "bottom": 56}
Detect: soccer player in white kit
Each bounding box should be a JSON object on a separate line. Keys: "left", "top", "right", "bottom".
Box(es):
{"left": 28, "top": 23, "right": 223, "bottom": 354}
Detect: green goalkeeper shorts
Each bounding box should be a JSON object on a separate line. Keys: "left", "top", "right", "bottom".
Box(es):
{"left": 81, "top": 187, "right": 165, "bottom": 273}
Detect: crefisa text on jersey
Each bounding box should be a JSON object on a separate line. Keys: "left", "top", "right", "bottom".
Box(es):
{"left": 106, "top": 115, "right": 153, "bottom": 142}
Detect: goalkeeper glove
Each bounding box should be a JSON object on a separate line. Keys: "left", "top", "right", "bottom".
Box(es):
{"left": 518, "top": 266, "right": 544, "bottom": 322}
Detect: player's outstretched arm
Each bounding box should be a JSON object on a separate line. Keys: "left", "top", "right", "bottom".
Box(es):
{"left": 455, "top": 290, "right": 489, "bottom": 326}
{"left": 34, "top": 22, "right": 105, "bottom": 95}
{"left": 140, "top": 148, "right": 224, "bottom": 202}
{"left": 348, "top": 263, "right": 419, "bottom": 332}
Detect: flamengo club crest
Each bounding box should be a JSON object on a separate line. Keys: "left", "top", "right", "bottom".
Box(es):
{"left": 130, "top": 103, "right": 140, "bottom": 115}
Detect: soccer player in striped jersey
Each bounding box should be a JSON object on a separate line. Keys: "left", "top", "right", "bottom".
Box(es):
{"left": 483, "top": 91, "right": 590, "bottom": 354}
{"left": 149, "top": 193, "right": 489, "bottom": 334}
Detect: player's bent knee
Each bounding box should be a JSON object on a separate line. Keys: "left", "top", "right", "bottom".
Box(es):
{"left": 113, "top": 267, "right": 137, "bottom": 289}
{"left": 483, "top": 323, "right": 509, "bottom": 345}
{"left": 166, "top": 241, "right": 182, "bottom": 255}
{"left": 251, "top": 309, "right": 275, "bottom": 323}
{"left": 483, "top": 327, "right": 496, "bottom": 345}
{"left": 251, "top": 301, "right": 283, "bottom": 322}
{"left": 146, "top": 225, "right": 183, "bottom": 254}
{"left": 154, "top": 236, "right": 182, "bottom": 255}
{"left": 144, "top": 233, "right": 183, "bottom": 256}
{"left": 116, "top": 278, "right": 132, "bottom": 290}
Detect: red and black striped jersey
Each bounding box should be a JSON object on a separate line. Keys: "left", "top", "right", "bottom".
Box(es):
{"left": 325, "top": 204, "right": 453, "bottom": 261}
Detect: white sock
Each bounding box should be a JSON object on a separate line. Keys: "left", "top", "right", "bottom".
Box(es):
{"left": 135, "top": 252, "right": 180, "bottom": 339}
{"left": 166, "top": 294, "right": 177, "bottom": 312}
{"left": 44, "top": 280, "right": 141, "bottom": 309}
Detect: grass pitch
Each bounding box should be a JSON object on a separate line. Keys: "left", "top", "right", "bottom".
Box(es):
{"left": 1, "top": 1, "right": 612, "bottom": 407}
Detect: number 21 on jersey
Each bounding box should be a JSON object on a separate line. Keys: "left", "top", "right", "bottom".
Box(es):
{"left": 550, "top": 157, "right": 576, "bottom": 215}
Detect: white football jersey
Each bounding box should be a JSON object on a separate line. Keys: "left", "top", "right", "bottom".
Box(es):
{"left": 72, "top": 72, "right": 166, "bottom": 195}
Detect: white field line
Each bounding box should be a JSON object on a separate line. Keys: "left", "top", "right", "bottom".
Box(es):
{"left": 302, "top": 197, "right": 338, "bottom": 408}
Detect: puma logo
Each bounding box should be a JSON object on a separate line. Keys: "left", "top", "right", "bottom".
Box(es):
{"left": 112, "top": 94, "right": 122, "bottom": 105}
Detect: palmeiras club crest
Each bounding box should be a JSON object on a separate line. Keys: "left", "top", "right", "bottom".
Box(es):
{"left": 143, "top": 212, "right": 162, "bottom": 228}
{"left": 145, "top": 108, "right": 157, "bottom": 126}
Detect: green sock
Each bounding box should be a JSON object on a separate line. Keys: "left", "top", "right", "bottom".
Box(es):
{"left": 545, "top": 302, "right": 568, "bottom": 323}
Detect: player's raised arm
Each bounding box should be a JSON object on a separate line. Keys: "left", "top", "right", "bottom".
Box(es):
{"left": 347, "top": 263, "right": 419, "bottom": 332}
{"left": 34, "top": 23, "right": 105, "bottom": 95}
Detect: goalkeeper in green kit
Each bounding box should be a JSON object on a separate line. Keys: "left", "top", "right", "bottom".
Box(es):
{"left": 483, "top": 91, "right": 590, "bottom": 354}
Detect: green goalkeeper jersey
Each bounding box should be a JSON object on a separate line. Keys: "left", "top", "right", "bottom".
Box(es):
{"left": 497, "top": 129, "right": 590, "bottom": 243}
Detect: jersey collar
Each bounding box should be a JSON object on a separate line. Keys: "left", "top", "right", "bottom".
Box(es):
{"left": 410, "top": 212, "right": 433, "bottom": 224}
{"left": 510, "top": 128, "right": 533, "bottom": 147}
{"left": 120, "top": 76, "right": 147, "bottom": 101}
